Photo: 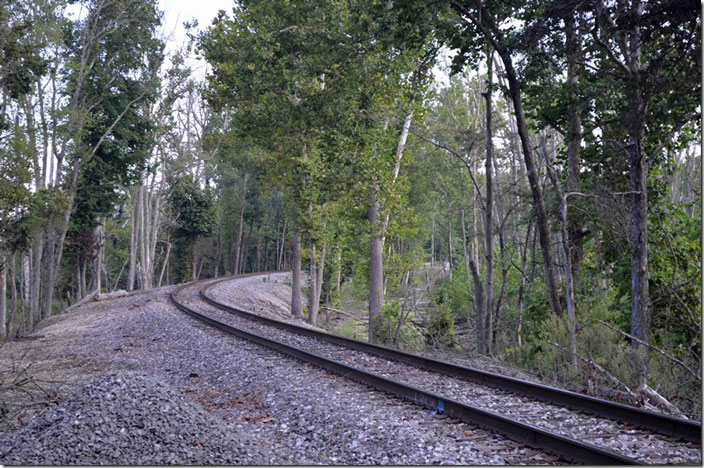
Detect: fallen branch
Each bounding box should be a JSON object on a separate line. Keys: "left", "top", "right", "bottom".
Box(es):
{"left": 597, "top": 320, "right": 701, "bottom": 382}
{"left": 321, "top": 306, "right": 358, "bottom": 319}
{"left": 547, "top": 341, "right": 638, "bottom": 403}
{"left": 64, "top": 289, "right": 99, "bottom": 313}
{"left": 637, "top": 383, "right": 687, "bottom": 419}
{"left": 95, "top": 290, "right": 129, "bottom": 301}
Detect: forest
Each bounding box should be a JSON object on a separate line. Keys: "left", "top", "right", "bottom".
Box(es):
{"left": 0, "top": 0, "right": 700, "bottom": 418}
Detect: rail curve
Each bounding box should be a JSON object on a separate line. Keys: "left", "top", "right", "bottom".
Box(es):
{"left": 170, "top": 273, "right": 702, "bottom": 464}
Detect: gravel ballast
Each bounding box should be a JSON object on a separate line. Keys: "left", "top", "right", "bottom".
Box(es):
{"left": 0, "top": 277, "right": 562, "bottom": 465}
{"left": 0, "top": 371, "right": 265, "bottom": 465}
{"left": 203, "top": 274, "right": 702, "bottom": 465}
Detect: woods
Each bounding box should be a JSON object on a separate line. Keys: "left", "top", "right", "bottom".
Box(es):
{"left": 0, "top": 0, "right": 700, "bottom": 418}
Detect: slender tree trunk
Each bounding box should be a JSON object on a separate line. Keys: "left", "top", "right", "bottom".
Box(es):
{"left": 10, "top": 254, "right": 17, "bottom": 332}
{"left": 128, "top": 188, "right": 138, "bottom": 290}
{"left": 29, "top": 237, "right": 43, "bottom": 325}
{"left": 431, "top": 212, "right": 435, "bottom": 267}
{"left": 94, "top": 222, "right": 104, "bottom": 294}
{"left": 241, "top": 220, "right": 253, "bottom": 274}
{"left": 516, "top": 221, "right": 533, "bottom": 347}
{"left": 148, "top": 186, "right": 161, "bottom": 286}
{"left": 308, "top": 242, "right": 316, "bottom": 321}
{"left": 482, "top": 50, "right": 494, "bottom": 355}
{"left": 233, "top": 172, "right": 249, "bottom": 275}
{"left": 367, "top": 110, "right": 413, "bottom": 342}
{"left": 291, "top": 231, "right": 303, "bottom": 318}
{"left": 455, "top": 5, "right": 563, "bottom": 318}
{"left": 447, "top": 205, "right": 453, "bottom": 279}
{"left": 492, "top": 226, "right": 509, "bottom": 350}
{"left": 79, "top": 261, "right": 86, "bottom": 300}
{"left": 1, "top": 256, "right": 6, "bottom": 338}
{"left": 368, "top": 184, "right": 384, "bottom": 343}
{"left": 191, "top": 236, "right": 198, "bottom": 282}
{"left": 309, "top": 245, "right": 326, "bottom": 326}
{"left": 336, "top": 249, "right": 342, "bottom": 292}
{"left": 138, "top": 186, "right": 148, "bottom": 289}
{"left": 256, "top": 225, "right": 262, "bottom": 272}
{"left": 543, "top": 136, "right": 578, "bottom": 367}
{"left": 41, "top": 229, "right": 58, "bottom": 318}
{"left": 278, "top": 220, "right": 287, "bottom": 270}
{"left": 468, "top": 150, "right": 485, "bottom": 353}
{"left": 158, "top": 241, "right": 171, "bottom": 288}
{"left": 621, "top": 0, "right": 650, "bottom": 384}
{"left": 565, "top": 12, "right": 584, "bottom": 283}
{"left": 629, "top": 95, "right": 649, "bottom": 383}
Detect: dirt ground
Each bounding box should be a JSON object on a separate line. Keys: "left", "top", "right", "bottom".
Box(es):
{"left": 0, "top": 286, "right": 177, "bottom": 436}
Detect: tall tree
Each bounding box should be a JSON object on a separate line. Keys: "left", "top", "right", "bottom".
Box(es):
{"left": 447, "top": 0, "right": 564, "bottom": 319}
{"left": 589, "top": 0, "right": 700, "bottom": 381}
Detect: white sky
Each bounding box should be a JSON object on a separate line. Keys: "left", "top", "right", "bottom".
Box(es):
{"left": 158, "top": 0, "right": 235, "bottom": 76}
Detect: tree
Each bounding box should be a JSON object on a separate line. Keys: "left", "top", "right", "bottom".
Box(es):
{"left": 446, "top": 0, "right": 564, "bottom": 319}
{"left": 168, "top": 177, "right": 216, "bottom": 282}
{"left": 588, "top": 0, "right": 700, "bottom": 382}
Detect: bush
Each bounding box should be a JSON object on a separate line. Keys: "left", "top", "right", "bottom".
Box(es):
{"left": 426, "top": 302, "right": 456, "bottom": 349}
{"left": 372, "top": 300, "right": 424, "bottom": 349}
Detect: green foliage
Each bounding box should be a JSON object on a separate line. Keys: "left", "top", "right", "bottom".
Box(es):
{"left": 0, "top": 1, "right": 48, "bottom": 104}
{"left": 371, "top": 300, "right": 423, "bottom": 349}
{"left": 169, "top": 178, "right": 216, "bottom": 240}
{"left": 67, "top": 0, "right": 163, "bottom": 232}
{"left": 432, "top": 272, "right": 472, "bottom": 325}
{"left": 334, "top": 318, "right": 364, "bottom": 341}
{"left": 426, "top": 302, "right": 456, "bottom": 349}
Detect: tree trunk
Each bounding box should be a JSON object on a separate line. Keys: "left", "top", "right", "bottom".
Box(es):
{"left": 629, "top": 98, "right": 649, "bottom": 383}
{"left": 431, "top": 213, "right": 435, "bottom": 267}
{"left": 191, "top": 236, "right": 198, "bottom": 282}
{"left": 336, "top": 249, "right": 342, "bottom": 291}
{"left": 9, "top": 254, "right": 17, "bottom": 335}
{"left": 291, "top": 231, "right": 304, "bottom": 318}
{"left": 565, "top": 11, "right": 584, "bottom": 283}
{"left": 516, "top": 221, "right": 533, "bottom": 347}
{"left": 308, "top": 242, "right": 316, "bottom": 321}
{"left": 544, "top": 135, "right": 578, "bottom": 367}
{"left": 456, "top": 4, "right": 563, "bottom": 318}
{"left": 94, "top": 222, "right": 104, "bottom": 294}
{"left": 482, "top": 50, "right": 494, "bottom": 355}
{"left": 367, "top": 110, "right": 413, "bottom": 342}
{"left": 368, "top": 184, "right": 384, "bottom": 343}
{"left": 138, "top": 186, "right": 149, "bottom": 289}
{"left": 240, "top": 219, "right": 254, "bottom": 274}
{"left": 278, "top": 220, "right": 287, "bottom": 271}
{"left": 256, "top": 225, "right": 262, "bottom": 272}
{"left": 309, "top": 244, "right": 326, "bottom": 326}
{"left": 447, "top": 204, "right": 453, "bottom": 279}
{"left": 128, "top": 188, "right": 138, "bottom": 291}
{"left": 1, "top": 256, "right": 6, "bottom": 338}
{"left": 233, "top": 172, "right": 249, "bottom": 275}
{"left": 29, "top": 237, "right": 43, "bottom": 325}
{"left": 624, "top": 0, "right": 649, "bottom": 385}
{"left": 158, "top": 241, "right": 171, "bottom": 288}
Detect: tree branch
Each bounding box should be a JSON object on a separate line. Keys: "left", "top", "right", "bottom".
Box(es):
{"left": 597, "top": 320, "right": 701, "bottom": 382}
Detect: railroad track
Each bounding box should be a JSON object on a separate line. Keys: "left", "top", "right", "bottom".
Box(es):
{"left": 170, "top": 273, "right": 702, "bottom": 465}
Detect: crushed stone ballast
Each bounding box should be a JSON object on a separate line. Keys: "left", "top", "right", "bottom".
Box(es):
{"left": 172, "top": 274, "right": 693, "bottom": 465}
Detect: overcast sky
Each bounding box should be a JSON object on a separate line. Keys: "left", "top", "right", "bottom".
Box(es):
{"left": 158, "top": 0, "right": 234, "bottom": 76}
{"left": 159, "top": 0, "right": 232, "bottom": 44}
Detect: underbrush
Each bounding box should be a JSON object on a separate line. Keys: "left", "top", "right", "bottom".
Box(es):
{"left": 507, "top": 315, "right": 701, "bottom": 418}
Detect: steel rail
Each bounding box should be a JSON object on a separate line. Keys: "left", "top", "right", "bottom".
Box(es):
{"left": 200, "top": 273, "right": 702, "bottom": 445}
{"left": 170, "top": 279, "right": 641, "bottom": 465}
